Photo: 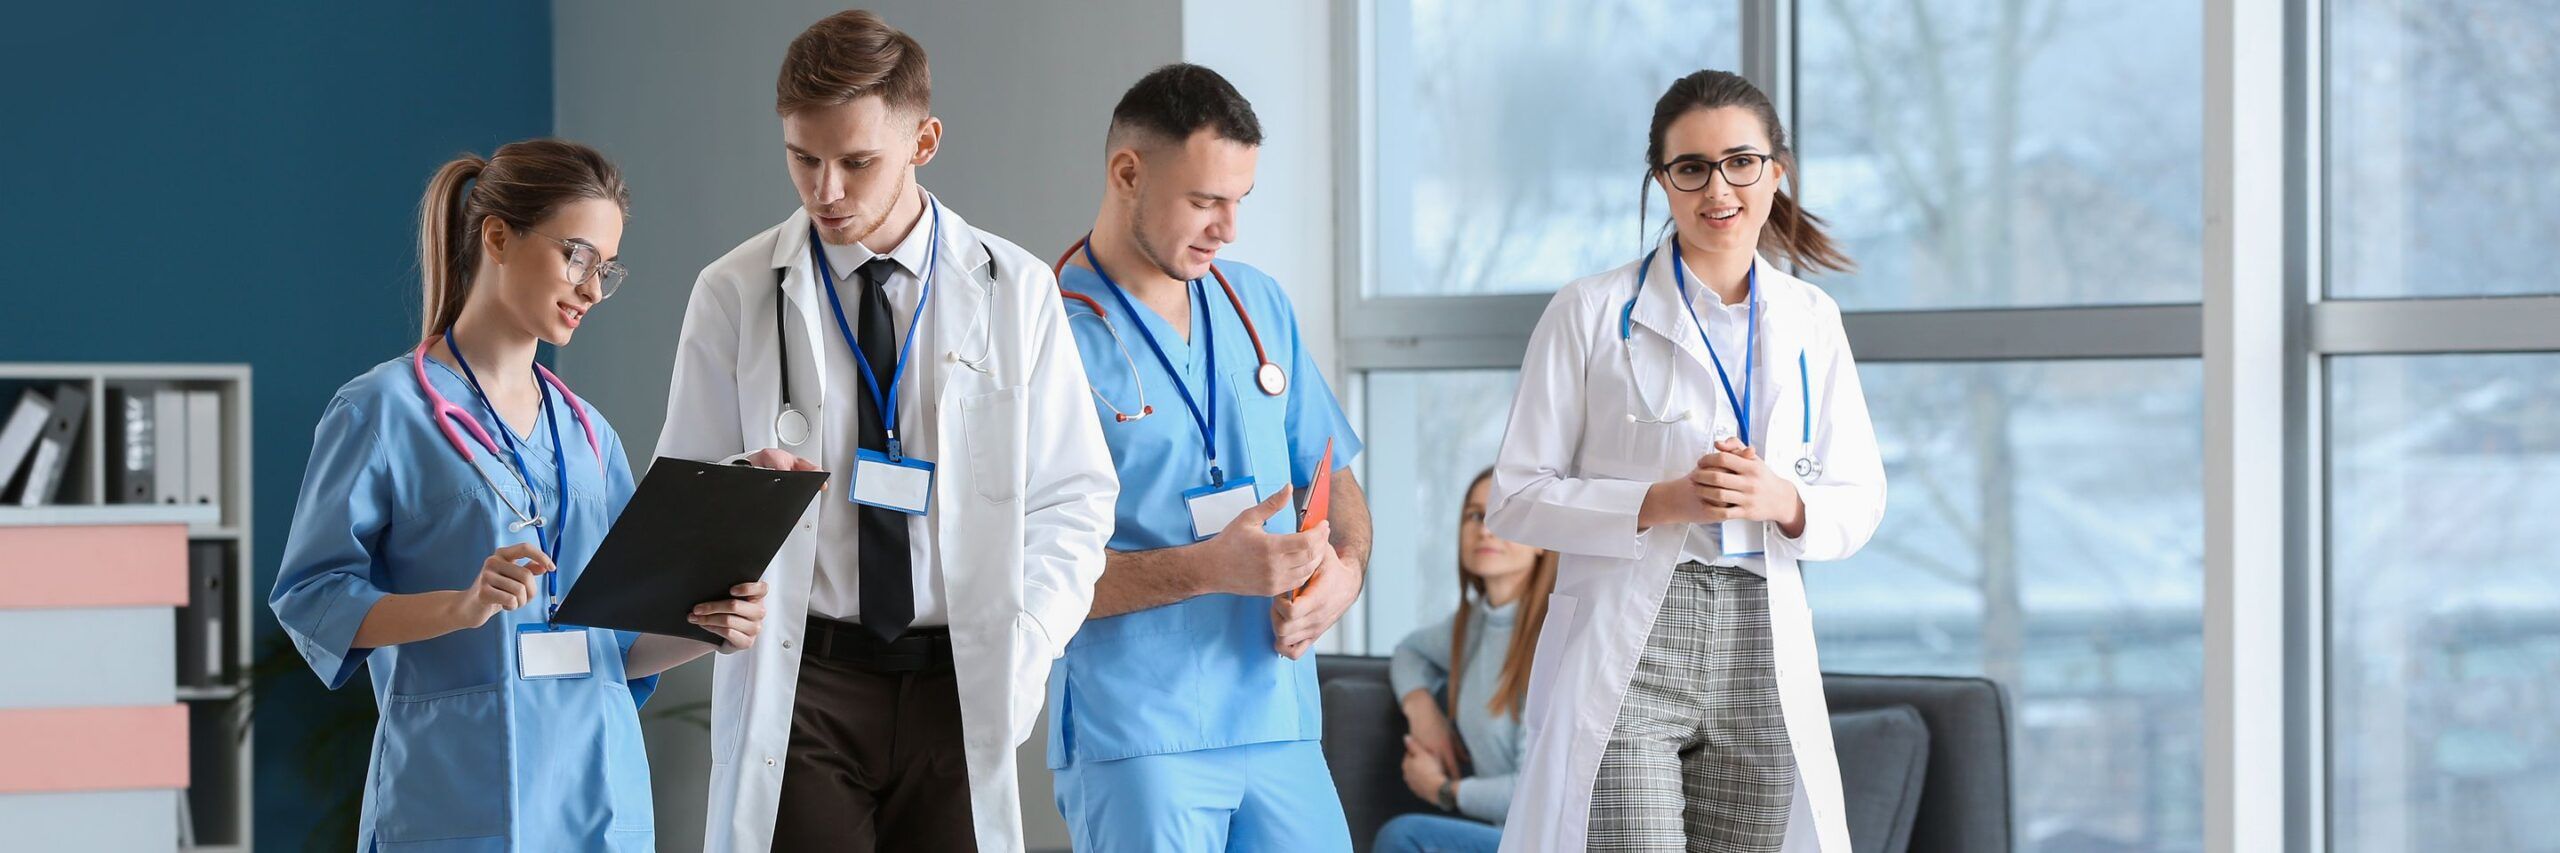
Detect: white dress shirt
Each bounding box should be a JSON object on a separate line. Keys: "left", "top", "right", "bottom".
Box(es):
{"left": 808, "top": 194, "right": 947, "bottom": 626}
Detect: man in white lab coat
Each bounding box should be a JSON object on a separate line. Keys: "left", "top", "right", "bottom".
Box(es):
{"left": 653, "top": 10, "right": 1116, "bottom": 852}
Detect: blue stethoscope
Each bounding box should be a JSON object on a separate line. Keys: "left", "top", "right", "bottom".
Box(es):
{"left": 411, "top": 331, "right": 606, "bottom": 623}
{"left": 1618, "top": 241, "right": 1823, "bottom": 481}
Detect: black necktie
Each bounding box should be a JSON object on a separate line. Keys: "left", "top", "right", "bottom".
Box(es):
{"left": 853, "top": 256, "right": 913, "bottom": 641}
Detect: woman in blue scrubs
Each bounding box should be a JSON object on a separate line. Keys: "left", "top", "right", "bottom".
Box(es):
{"left": 271, "top": 139, "right": 768, "bottom": 852}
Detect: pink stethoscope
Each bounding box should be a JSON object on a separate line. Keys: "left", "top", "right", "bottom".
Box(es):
{"left": 410, "top": 337, "right": 605, "bottom": 532}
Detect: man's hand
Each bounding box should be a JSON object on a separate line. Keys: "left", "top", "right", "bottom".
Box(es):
{"left": 1202, "top": 486, "right": 1329, "bottom": 598}
{"left": 1272, "top": 545, "right": 1358, "bottom": 658}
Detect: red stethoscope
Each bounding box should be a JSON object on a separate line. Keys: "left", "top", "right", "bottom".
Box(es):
{"left": 1052, "top": 234, "right": 1288, "bottom": 406}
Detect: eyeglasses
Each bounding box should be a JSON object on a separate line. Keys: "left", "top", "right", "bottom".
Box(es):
{"left": 1654, "top": 152, "right": 1774, "bottom": 193}
{"left": 522, "top": 227, "right": 628, "bottom": 300}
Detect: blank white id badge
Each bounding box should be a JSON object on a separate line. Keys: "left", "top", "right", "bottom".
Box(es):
{"left": 1183, "top": 477, "right": 1260, "bottom": 541}
{"left": 516, "top": 624, "right": 592, "bottom": 680}
{"left": 1720, "top": 519, "right": 1766, "bottom": 558}
{"left": 852, "top": 448, "right": 934, "bottom": 516}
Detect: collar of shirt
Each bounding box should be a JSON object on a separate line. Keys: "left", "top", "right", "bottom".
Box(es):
{"left": 816, "top": 194, "right": 936, "bottom": 284}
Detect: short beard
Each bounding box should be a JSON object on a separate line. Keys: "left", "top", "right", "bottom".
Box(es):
{"left": 1129, "top": 191, "right": 1196, "bottom": 282}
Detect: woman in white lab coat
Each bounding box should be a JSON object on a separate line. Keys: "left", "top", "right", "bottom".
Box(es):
{"left": 1486, "top": 70, "right": 1886, "bottom": 853}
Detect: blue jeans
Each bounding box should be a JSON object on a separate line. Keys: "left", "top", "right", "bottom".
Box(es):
{"left": 1374, "top": 812, "right": 1502, "bottom": 853}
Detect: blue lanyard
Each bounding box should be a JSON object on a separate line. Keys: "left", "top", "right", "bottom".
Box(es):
{"left": 1083, "top": 242, "right": 1227, "bottom": 487}
{"left": 810, "top": 198, "right": 942, "bottom": 461}
{"left": 1669, "top": 242, "right": 1758, "bottom": 447}
{"left": 445, "top": 329, "right": 570, "bottom": 624}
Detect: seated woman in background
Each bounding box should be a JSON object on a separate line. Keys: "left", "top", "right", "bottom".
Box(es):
{"left": 1376, "top": 467, "right": 1559, "bottom": 853}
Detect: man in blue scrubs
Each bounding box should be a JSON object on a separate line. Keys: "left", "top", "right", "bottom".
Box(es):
{"left": 1048, "top": 63, "right": 1373, "bottom": 852}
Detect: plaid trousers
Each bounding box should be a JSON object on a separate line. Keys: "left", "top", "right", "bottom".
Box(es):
{"left": 1587, "top": 562, "right": 1797, "bottom": 853}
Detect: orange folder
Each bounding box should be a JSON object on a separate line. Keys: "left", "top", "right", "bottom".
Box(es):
{"left": 1294, "top": 438, "right": 1335, "bottom": 597}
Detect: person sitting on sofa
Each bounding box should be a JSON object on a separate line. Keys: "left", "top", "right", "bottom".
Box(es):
{"left": 1377, "top": 467, "right": 1559, "bottom": 853}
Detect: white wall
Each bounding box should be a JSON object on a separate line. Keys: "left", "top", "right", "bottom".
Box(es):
{"left": 554, "top": 3, "right": 1345, "bottom": 849}
{"left": 1182, "top": 0, "right": 1344, "bottom": 404}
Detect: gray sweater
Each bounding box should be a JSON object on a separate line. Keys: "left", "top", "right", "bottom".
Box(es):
{"left": 1388, "top": 597, "right": 1525, "bottom": 824}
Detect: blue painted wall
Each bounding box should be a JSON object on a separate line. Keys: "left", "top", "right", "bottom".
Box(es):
{"left": 0, "top": 4, "right": 550, "bottom": 847}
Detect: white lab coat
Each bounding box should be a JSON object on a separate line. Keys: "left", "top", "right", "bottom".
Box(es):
{"left": 655, "top": 204, "right": 1118, "bottom": 853}
{"left": 1487, "top": 247, "right": 1886, "bottom": 853}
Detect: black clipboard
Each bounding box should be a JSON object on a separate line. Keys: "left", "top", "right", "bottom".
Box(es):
{"left": 553, "top": 456, "right": 827, "bottom": 643}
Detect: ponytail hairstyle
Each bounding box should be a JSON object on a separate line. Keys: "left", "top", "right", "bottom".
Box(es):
{"left": 1640, "top": 70, "right": 1853, "bottom": 274}
{"left": 416, "top": 139, "right": 630, "bottom": 341}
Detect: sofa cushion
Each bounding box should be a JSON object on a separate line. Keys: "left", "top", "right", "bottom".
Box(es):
{"left": 1830, "top": 704, "right": 1931, "bottom": 853}
{"left": 1321, "top": 660, "right": 1436, "bottom": 850}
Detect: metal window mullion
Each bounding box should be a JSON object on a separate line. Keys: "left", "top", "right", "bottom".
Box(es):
{"left": 2203, "top": 1, "right": 2292, "bottom": 852}
{"left": 2310, "top": 296, "right": 2560, "bottom": 354}
{"left": 2284, "top": 0, "right": 2328, "bottom": 848}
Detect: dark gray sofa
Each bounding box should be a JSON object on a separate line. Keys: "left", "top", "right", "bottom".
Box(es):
{"left": 1317, "top": 655, "right": 2014, "bottom": 853}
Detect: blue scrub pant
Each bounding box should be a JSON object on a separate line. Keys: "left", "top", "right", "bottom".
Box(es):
{"left": 1053, "top": 739, "right": 1353, "bottom": 852}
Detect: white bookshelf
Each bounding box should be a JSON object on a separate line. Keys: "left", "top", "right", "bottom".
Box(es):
{"left": 0, "top": 363, "right": 252, "bottom": 852}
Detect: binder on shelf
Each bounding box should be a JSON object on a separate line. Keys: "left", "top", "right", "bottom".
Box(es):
{"left": 185, "top": 390, "right": 221, "bottom": 509}
{"left": 19, "top": 383, "right": 87, "bottom": 506}
{"left": 177, "top": 540, "right": 229, "bottom": 687}
{"left": 107, "top": 386, "right": 157, "bottom": 504}
{"left": 0, "top": 387, "right": 53, "bottom": 502}
{"left": 152, "top": 389, "right": 186, "bottom": 506}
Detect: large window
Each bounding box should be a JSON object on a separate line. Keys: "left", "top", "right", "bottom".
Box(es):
{"left": 1368, "top": 0, "right": 1738, "bottom": 296}
{"left": 2327, "top": 0, "right": 2560, "bottom": 299}
{"left": 2326, "top": 355, "right": 2560, "bottom": 851}
{"left": 1810, "top": 360, "right": 2204, "bottom": 851}
{"left": 1796, "top": 0, "right": 2203, "bottom": 310}
{"left": 2321, "top": 2, "right": 2560, "bottom": 849}
{"left": 1359, "top": 369, "right": 1520, "bottom": 655}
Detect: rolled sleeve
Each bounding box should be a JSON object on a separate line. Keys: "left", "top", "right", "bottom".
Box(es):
{"left": 268, "top": 398, "right": 396, "bottom": 691}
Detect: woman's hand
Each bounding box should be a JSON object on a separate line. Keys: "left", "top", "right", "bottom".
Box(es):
{"left": 1692, "top": 437, "right": 1808, "bottom": 536}
{"left": 689, "top": 582, "right": 769, "bottom": 652}
{"left": 1400, "top": 690, "right": 1463, "bottom": 777}
{"left": 1401, "top": 734, "right": 1453, "bottom": 806}
{"left": 456, "top": 543, "right": 554, "bottom": 629}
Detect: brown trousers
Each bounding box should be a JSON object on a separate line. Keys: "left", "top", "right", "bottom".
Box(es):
{"left": 770, "top": 654, "right": 978, "bottom": 852}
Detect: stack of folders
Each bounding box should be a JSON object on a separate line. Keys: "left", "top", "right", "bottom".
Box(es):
{"left": 104, "top": 384, "right": 222, "bottom": 511}
{"left": 0, "top": 383, "right": 88, "bottom": 507}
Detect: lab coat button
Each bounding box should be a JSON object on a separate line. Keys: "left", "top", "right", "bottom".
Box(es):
{"left": 781, "top": 639, "right": 792, "bottom": 650}
{"left": 765, "top": 756, "right": 777, "bottom": 767}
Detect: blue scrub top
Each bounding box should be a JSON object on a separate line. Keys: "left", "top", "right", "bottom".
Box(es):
{"left": 269, "top": 354, "right": 659, "bottom": 851}
{"left": 1051, "top": 259, "right": 1364, "bottom": 769}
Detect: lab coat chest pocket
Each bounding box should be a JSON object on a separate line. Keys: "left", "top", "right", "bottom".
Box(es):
{"left": 1586, "top": 334, "right": 1710, "bottom": 479}
{"left": 961, "top": 385, "right": 1026, "bottom": 504}
{"left": 373, "top": 684, "right": 507, "bottom": 842}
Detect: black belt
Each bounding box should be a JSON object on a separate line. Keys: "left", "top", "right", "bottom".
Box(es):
{"left": 802, "top": 615, "right": 953, "bottom": 674}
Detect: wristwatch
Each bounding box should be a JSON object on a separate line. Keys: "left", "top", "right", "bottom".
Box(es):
{"left": 1437, "top": 779, "right": 1459, "bottom": 811}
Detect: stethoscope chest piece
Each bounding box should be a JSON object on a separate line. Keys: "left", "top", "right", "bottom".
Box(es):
{"left": 1795, "top": 455, "right": 1822, "bottom": 481}
{"left": 1255, "top": 362, "right": 1288, "bottom": 397}
{"left": 775, "top": 405, "right": 811, "bottom": 448}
